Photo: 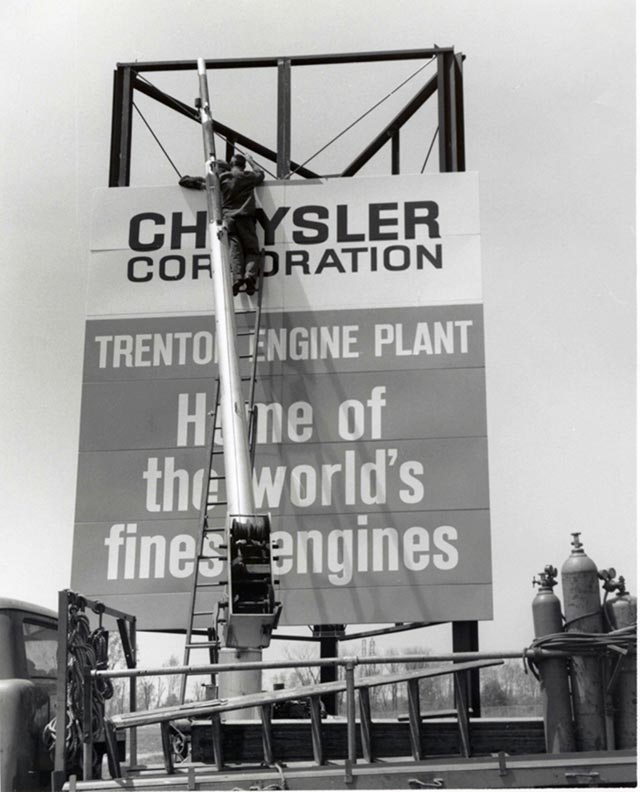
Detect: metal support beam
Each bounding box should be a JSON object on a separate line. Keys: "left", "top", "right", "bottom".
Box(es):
{"left": 132, "top": 75, "right": 319, "bottom": 179}
{"left": 119, "top": 48, "right": 455, "bottom": 73}
{"left": 453, "top": 54, "right": 466, "bottom": 171}
{"left": 277, "top": 59, "right": 291, "bottom": 178}
{"left": 315, "top": 624, "right": 345, "bottom": 715}
{"left": 109, "top": 66, "right": 134, "bottom": 186}
{"left": 391, "top": 129, "right": 400, "bottom": 174}
{"left": 452, "top": 621, "right": 481, "bottom": 717}
{"left": 437, "top": 51, "right": 455, "bottom": 172}
{"left": 342, "top": 72, "right": 438, "bottom": 176}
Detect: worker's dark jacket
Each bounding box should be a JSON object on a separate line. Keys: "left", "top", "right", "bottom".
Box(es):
{"left": 220, "top": 170, "right": 265, "bottom": 218}
{"left": 220, "top": 168, "right": 265, "bottom": 280}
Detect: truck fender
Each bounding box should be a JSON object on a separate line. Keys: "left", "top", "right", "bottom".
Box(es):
{"left": 0, "top": 679, "right": 38, "bottom": 792}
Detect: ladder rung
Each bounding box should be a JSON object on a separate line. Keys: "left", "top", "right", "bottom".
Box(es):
{"left": 186, "top": 641, "right": 220, "bottom": 649}
{"left": 238, "top": 354, "right": 254, "bottom": 359}
{"left": 208, "top": 500, "right": 228, "bottom": 507}
{"left": 192, "top": 610, "right": 215, "bottom": 617}
{"left": 198, "top": 555, "right": 227, "bottom": 561}
{"left": 208, "top": 475, "right": 225, "bottom": 481}
{"left": 195, "top": 581, "right": 226, "bottom": 588}
{"left": 237, "top": 330, "right": 255, "bottom": 337}
{"left": 235, "top": 309, "right": 257, "bottom": 315}
{"left": 240, "top": 376, "right": 255, "bottom": 382}
{"left": 204, "top": 526, "right": 226, "bottom": 532}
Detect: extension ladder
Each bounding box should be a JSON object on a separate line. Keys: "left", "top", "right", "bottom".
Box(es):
{"left": 180, "top": 269, "right": 267, "bottom": 703}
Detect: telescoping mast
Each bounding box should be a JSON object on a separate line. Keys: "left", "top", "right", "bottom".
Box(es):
{"left": 180, "top": 60, "right": 280, "bottom": 695}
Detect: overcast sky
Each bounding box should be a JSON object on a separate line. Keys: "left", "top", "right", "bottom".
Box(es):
{"left": 0, "top": 0, "right": 635, "bottom": 666}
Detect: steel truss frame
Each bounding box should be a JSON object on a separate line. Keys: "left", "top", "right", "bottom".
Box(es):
{"left": 109, "top": 47, "right": 465, "bottom": 186}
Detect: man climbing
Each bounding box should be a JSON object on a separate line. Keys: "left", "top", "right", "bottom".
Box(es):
{"left": 179, "top": 153, "right": 264, "bottom": 295}
{"left": 219, "top": 154, "right": 265, "bottom": 296}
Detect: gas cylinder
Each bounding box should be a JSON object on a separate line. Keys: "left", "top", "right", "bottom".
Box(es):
{"left": 560, "top": 532, "right": 606, "bottom": 751}
{"left": 532, "top": 565, "right": 576, "bottom": 752}
{"left": 602, "top": 575, "right": 637, "bottom": 749}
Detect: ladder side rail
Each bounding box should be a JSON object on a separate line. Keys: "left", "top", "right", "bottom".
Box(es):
{"left": 180, "top": 383, "right": 222, "bottom": 703}
{"left": 247, "top": 255, "right": 266, "bottom": 466}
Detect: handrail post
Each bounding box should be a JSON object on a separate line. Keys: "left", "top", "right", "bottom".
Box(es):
{"left": 344, "top": 657, "right": 357, "bottom": 783}
{"left": 129, "top": 617, "right": 138, "bottom": 768}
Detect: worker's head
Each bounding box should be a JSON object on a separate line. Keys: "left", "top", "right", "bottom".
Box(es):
{"left": 215, "top": 159, "right": 230, "bottom": 173}
{"left": 230, "top": 154, "right": 246, "bottom": 171}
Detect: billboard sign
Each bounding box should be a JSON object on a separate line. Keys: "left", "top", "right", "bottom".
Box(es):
{"left": 71, "top": 173, "right": 491, "bottom": 629}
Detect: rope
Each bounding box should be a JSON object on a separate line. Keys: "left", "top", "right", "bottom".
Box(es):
{"left": 133, "top": 101, "right": 183, "bottom": 178}
{"left": 287, "top": 57, "right": 437, "bottom": 178}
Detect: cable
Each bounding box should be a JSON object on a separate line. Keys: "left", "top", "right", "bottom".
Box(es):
{"left": 420, "top": 126, "right": 440, "bottom": 173}
{"left": 136, "top": 72, "right": 277, "bottom": 180}
{"left": 287, "top": 57, "right": 436, "bottom": 178}
{"left": 43, "top": 605, "right": 116, "bottom": 778}
{"left": 133, "top": 101, "right": 183, "bottom": 178}
{"left": 524, "top": 625, "right": 636, "bottom": 679}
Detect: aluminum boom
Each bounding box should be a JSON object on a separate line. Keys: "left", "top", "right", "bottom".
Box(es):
{"left": 196, "top": 58, "right": 255, "bottom": 518}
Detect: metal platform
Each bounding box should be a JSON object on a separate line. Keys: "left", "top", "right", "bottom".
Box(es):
{"left": 66, "top": 748, "right": 636, "bottom": 790}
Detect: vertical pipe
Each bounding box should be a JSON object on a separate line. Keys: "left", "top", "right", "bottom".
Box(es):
{"left": 452, "top": 621, "right": 481, "bottom": 716}
{"left": 129, "top": 618, "right": 137, "bottom": 768}
{"left": 277, "top": 58, "right": 292, "bottom": 178}
{"left": 316, "top": 624, "right": 344, "bottom": 715}
{"left": 345, "top": 659, "right": 357, "bottom": 782}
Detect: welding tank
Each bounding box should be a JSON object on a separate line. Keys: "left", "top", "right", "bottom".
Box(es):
{"left": 532, "top": 566, "right": 576, "bottom": 753}
{"left": 603, "top": 579, "right": 637, "bottom": 749}
{"left": 561, "top": 532, "right": 606, "bottom": 751}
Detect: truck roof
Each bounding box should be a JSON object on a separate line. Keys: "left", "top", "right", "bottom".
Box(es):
{"left": 0, "top": 597, "right": 57, "bottom": 621}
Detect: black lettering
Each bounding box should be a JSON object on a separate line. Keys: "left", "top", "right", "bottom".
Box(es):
{"left": 340, "top": 247, "right": 368, "bottom": 272}
{"left": 316, "top": 248, "right": 346, "bottom": 273}
{"left": 170, "top": 211, "right": 207, "bottom": 249}
{"left": 127, "top": 256, "right": 153, "bottom": 282}
{"left": 405, "top": 201, "right": 440, "bottom": 239}
{"left": 159, "top": 255, "right": 186, "bottom": 281}
{"left": 192, "top": 254, "right": 212, "bottom": 278}
{"left": 285, "top": 250, "right": 310, "bottom": 274}
{"left": 292, "top": 205, "right": 329, "bottom": 244}
{"left": 262, "top": 250, "right": 279, "bottom": 277}
{"left": 417, "top": 244, "right": 442, "bottom": 270}
{"left": 337, "top": 204, "right": 365, "bottom": 242}
{"left": 383, "top": 245, "right": 410, "bottom": 271}
{"left": 369, "top": 203, "right": 398, "bottom": 241}
{"left": 256, "top": 207, "right": 290, "bottom": 245}
{"left": 129, "top": 213, "right": 165, "bottom": 251}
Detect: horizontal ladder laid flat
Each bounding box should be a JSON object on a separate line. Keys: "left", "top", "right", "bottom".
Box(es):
{"left": 104, "top": 659, "right": 503, "bottom": 778}
{"left": 180, "top": 59, "right": 279, "bottom": 704}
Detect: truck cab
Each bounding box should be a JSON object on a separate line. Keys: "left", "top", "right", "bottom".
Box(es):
{"left": 0, "top": 598, "right": 58, "bottom": 792}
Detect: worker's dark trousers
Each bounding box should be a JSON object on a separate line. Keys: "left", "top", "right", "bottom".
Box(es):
{"left": 227, "top": 216, "right": 261, "bottom": 283}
